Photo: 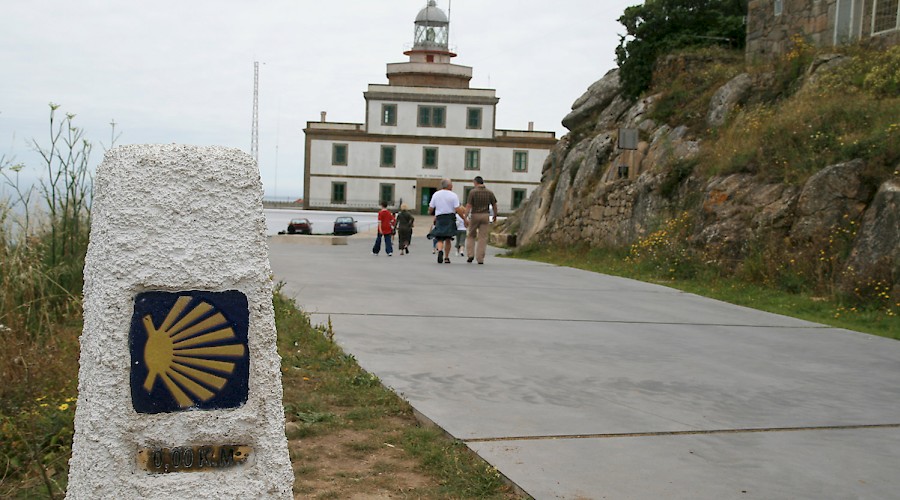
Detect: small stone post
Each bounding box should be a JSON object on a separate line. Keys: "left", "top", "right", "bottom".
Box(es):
{"left": 66, "top": 145, "right": 293, "bottom": 498}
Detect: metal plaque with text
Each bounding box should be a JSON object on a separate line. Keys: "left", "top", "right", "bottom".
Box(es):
{"left": 137, "top": 445, "right": 252, "bottom": 474}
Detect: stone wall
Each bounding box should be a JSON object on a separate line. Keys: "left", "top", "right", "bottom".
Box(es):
{"left": 747, "top": 0, "right": 900, "bottom": 61}
{"left": 747, "top": 0, "right": 835, "bottom": 60}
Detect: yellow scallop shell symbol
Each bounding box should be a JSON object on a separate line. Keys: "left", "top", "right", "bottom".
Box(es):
{"left": 142, "top": 296, "right": 246, "bottom": 408}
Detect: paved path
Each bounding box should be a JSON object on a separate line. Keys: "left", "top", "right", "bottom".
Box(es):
{"left": 268, "top": 233, "right": 900, "bottom": 500}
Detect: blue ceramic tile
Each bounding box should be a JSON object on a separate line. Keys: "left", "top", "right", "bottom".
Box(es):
{"left": 130, "top": 290, "right": 250, "bottom": 414}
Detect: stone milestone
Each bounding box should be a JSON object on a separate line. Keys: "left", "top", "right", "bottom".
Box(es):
{"left": 66, "top": 145, "right": 293, "bottom": 498}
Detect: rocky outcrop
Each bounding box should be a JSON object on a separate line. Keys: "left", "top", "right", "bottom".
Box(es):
{"left": 562, "top": 69, "right": 621, "bottom": 130}
{"left": 707, "top": 73, "right": 752, "bottom": 127}
{"left": 505, "top": 70, "right": 898, "bottom": 299}
{"left": 698, "top": 174, "right": 798, "bottom": 254}
{"left": 791, "top": 160, "right": 874, "bottom": 242}
{"left": 843, "top": 178, "right": 900, "bottom": 292}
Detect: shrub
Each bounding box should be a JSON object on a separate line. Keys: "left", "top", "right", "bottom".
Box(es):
{"left": 701, "top": 45, "right": 900, "bottom": 184}
{"left": 627, "top": 211, "right": 702, "bottom": 279}
{"left": 649, "top": 47, "right": 745, "bottom": 131}
{"left": 616, "top": 0, "right": 747, "bottom": 100}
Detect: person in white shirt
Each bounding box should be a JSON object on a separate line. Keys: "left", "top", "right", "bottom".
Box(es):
{"left": 428, "top": 178, "right": 467, "bottom": 264}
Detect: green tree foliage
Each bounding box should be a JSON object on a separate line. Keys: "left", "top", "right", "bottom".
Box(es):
{"left": 616, "top": 0, "right": 748, "bottom": 100}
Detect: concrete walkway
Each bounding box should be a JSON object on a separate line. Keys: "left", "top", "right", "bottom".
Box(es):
{"left": 268, "top": 233, "right": 900, "bottom": 500}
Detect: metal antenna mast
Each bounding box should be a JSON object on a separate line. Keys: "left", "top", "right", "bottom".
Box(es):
{"left": 251, "top": 61, "right": 259, "bottom": 163}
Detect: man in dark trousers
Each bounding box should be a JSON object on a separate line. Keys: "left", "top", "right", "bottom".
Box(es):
{"left": 464, "top": 176, "right": 498, "bottom": 264}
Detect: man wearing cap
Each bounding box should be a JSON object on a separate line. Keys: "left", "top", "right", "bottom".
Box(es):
{"left": 464, "top": 176, "right": 498, "bottom": 265}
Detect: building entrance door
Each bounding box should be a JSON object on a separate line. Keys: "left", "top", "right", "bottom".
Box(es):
{"left": 420, "top": 188, "right": 437, "bottom": 215}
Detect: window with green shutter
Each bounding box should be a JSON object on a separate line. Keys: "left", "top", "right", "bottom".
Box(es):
{"left": 332, "top": 144, "right": 348, "bottom": 166}
{"left": 513, "top": 151, "right": 528, "bottom": 172}
{"left": 512, "top": 189, "right": 527, "bottom": 209}
{"left": 423, "top": 147, "right": 438, "bottom": 169}
{"left": 380, "top": 184, "right": 395, "bottom": 206}
{"left": 331, "top": 182, "right": 346, "bottom": 204}
{"left": 417, "top": 105, "right": 447, "bottom": 128}
{"left": 467, "top": 108, "right": 482, "bottom": 129}
{"left": 381, "top": 145, "right": 396, "bottom": 168}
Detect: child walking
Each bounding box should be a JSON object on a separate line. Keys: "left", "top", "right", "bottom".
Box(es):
{"left": 454, "top": 212, "right": 467, "bottom": 257}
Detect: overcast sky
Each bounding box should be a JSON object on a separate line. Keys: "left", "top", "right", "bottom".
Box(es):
{"left": 2, "top": 0, "right": 638, "bottom": 200}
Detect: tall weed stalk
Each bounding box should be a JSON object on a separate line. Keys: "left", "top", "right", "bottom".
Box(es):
{"left": 1, "top": 103, "right": 93, "bottom": 499}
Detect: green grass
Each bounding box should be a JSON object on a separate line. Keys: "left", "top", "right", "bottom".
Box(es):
{"left": 508, "top": 245, "right": 899, "bottom": 340}
{"left": 698, "top": 44, "right": 900, "bottom": 185}
{"left": 274, "top": 289, "right": 516, "bottom": 498}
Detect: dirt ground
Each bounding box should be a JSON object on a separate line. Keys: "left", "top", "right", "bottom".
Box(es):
{"left": 289, "top": 418, "right": 445, "bottom": 499}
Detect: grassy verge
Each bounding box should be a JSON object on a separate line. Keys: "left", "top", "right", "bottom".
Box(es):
{"left": 508, "top": 245, "right": 899, "bottom": 340}
{"left": 0, "top": 346, "right": 77, "bottom": 499}
{"left": 275, "top": 289, "right": 516, "bottom": 499}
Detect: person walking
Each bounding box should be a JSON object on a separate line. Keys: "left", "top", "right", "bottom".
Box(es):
{"left": 395, "top": 203, "right": 414, "bottom": 255}
{"left": 428, "top": 178, "right": 466, "bottom": 264}
{"left": 372, "top": 201, "right": 396, "bottom": 256}
{"left": 454, "top": 212, "right": 467, "bottom": 257}
{"left": 465, "top": 176, "right": 498, "bottom": 265}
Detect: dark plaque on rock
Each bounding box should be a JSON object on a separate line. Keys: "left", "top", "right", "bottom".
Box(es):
{"left": 618, "top": 128, "right": 639, "bottom": 150}
{"left": 129, "top": 290, "right": 250, "bottom": 414}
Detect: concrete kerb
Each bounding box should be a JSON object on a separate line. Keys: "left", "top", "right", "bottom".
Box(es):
{"left": 269, "top": 234, "right": 349, "bottom": 246}
{"left": 409, "top": 407, "right": 535, "bottom": 500}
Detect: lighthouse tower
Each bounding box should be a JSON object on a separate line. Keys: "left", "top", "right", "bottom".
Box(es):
{"left": 303, "top": 1, "right": 556, "bottom": 215}
{"left": 387, "top": 0, "right": 472, "bottom": 89}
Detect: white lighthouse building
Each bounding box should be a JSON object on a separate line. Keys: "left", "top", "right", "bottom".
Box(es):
{"left": 303, "top": 1, "right": 556, "bottom": 214}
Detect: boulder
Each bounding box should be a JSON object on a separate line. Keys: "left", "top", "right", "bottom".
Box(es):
{"left": 842, "top": 178, "right": 900, "bottom": 291}
{"left": 707, "top": 73, "right": 752, "bottom": 128}
{"left": 562, "top": 69, "right": 621, "bottom": 130}
{"left": 803, "top": 54, "right": 850, "bottom": 89}
{"left": 621, "top": 94, "right": 661, "bottom": 129}
{"left": 791, "top": 160, "right": 872, "bottom": 242}
{"left": 643, "top": 125, "right": 701, "bottom": 171}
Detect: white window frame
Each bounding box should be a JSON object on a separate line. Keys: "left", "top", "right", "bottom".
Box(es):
{"left": 871, "top": 0, "right": 900, "bottom": 35}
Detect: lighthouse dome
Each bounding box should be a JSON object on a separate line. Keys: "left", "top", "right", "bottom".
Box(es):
{"left": 416, "top": 1, "right": 449, "bottom": 25}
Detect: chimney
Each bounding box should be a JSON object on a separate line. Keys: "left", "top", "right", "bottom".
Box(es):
{"left": 320, "top": 111, "right": 327, "bottom": 122}
{"left": 528, "top": 121, "right": 534, "bottom": 132}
